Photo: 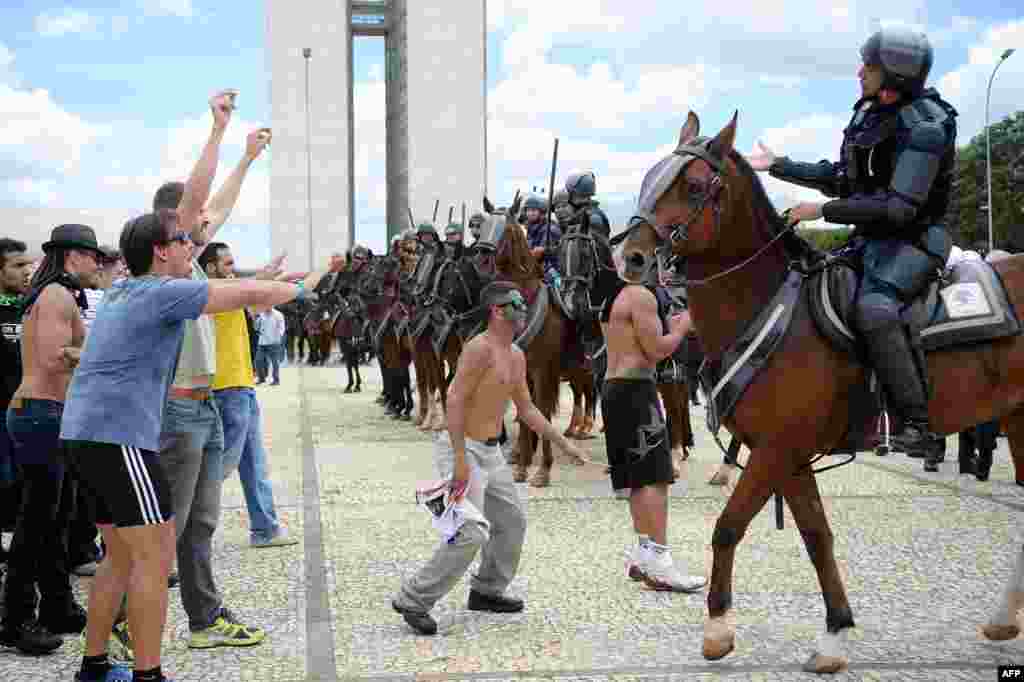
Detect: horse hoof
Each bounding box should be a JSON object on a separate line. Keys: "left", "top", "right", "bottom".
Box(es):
{"left": 529, "top": 470, "right": 551, "bottom": 487}
{"left": 344, "top": 387, "right": 353, "bottom": 394}
{"left": 701, "top": 636, "right": 735, "bottom": 661}
{"left": 801, "top": 653, "right": 847, "bottom": 674}
{"left": 982, "top": 623, "right": 1021, "bottom": 640}
{"left": 512, "top": 466, "right": 528, "bottom": 483}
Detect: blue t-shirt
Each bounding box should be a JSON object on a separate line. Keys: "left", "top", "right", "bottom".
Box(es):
{"left": 61, "top": 276, "right": 210, "bottom": 452}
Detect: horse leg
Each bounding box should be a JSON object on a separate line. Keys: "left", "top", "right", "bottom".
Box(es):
{"left": 982, "top": 543, "right": 1024, "bottom": 640}
{"left": 659, "top": 383, "right": 686, "bottom": 481}
{"left": 781, "top": 471, "right": 855, "bottom": 674}
{"left": 1001, "top": 407, "right": 1024, "bottom": 485}
{"left": 529, "top": 372, "right": 556, "bottom": 487}
{"left": 564, "top": 377, "right": 581, "bottom": 439}
{"left": 709, "top": 437, "right": 741, "bottom": 489}
{"left": 354, "top": 356, "right": 362, "bottom": 392}
{"left": 702, "top": 452, "right": 777, "bottom": 661}
{"left": 344, "top": 354, "right": 354, "bottom": 392}
{"left": 580, "top": 372, "right": 597, "bottom": 438}
{"left": 430, "top": 354, "right": 447, "bottom": 432}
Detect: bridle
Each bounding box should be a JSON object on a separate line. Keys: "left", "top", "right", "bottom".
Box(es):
{"left": 665, "top": 141, "right": 726, "bottom": 246}
{"left": 562, "top": 228, "right": 617, "bottom": 315}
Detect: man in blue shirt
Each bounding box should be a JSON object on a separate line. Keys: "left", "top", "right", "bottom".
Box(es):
{"left": 61, "top": 207, "right": 325, "bottom": 682}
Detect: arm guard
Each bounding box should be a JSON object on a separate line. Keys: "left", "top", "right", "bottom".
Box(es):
{"left": 822, "top": 120, "right": 946, "bottom": 237}
{"left": 768, "top": 157, "right": 845, "bottom": 198}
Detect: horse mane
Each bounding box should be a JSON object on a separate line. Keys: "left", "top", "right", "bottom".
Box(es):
{"left": 727, "top": 149, "right": 814, "bottom": 258}
{"left": 497, "top": 217, "right": 542, "bottom": 281}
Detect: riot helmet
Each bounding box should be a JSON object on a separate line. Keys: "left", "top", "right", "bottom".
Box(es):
{"left": 416, "top": 221, "right": 439, "bottom": 248}
{"left": 565, "top": 171, "right": 597, "bottom": 206}
{"left": 444, "top": 222, "right": 464, "bottom": 242}
{"left": 468, "top": 212, "right": 486, "bottom": 240}
{"left": 860, "top": 26, "right": 933, "bottom": 97}
{"left": 552, "top": 189, "right": 575, "bottom": 226}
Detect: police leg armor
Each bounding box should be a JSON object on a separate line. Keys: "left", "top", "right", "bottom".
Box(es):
{"left": 856, "top": 240, "right": 944, "bottom": 468}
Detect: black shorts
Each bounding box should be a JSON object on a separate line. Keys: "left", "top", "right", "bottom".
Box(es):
{"left": 601, "top": 378, "right": 674, "bottom": 492}
{"left": 66, "top": 440, "right": 174, "bottom": 528}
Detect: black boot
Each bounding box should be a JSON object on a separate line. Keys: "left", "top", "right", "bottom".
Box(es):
{"left": 863, "top": 326, "right": 944, "bottom": 466}
{"left": 975, "top": 449, "right": 993, "bottom": 481}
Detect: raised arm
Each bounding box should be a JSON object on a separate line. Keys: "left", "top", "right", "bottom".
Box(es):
{"left": 203, "top": 270, "right": 326, "bottom": 315}
{"left": 181, "top": 90, "right": 235, "bottom": 242}
{"left": 203, "top": 128, "right": 271, "bottom": 243}
{"left": 631, "top": 287, "right": 689, "bottom": 364}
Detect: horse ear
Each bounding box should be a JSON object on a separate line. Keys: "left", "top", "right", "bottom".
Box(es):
{"left": 678, "top": 111, "right": 700, "bottom": 147}
{"left": 483, "top": 195, "right": 495, "bottom": 214}
{"left": 510, "top": 191, "right": 523, "bottom": 218}
{"left": 709, "top": 111, "right": 738, "bottom": 160}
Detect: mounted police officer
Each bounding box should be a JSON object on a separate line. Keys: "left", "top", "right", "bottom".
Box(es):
{"left": 750, "top": 26, "right": 957, "bottom": 469}
{"left": 551, "top": 189, "right": 576, "bottom": 232}
{"left": 524, "top": 193, "right": 563, "bottom": 290}
{"left": 443, "top": 222, "right": 465, "bottom": 262}
{"left": 564, "top": 171, "right": 611, "bottom": 240}
{"left": 468, "top": 212, "right": 486, "bottom": 244}
{"left": 412, "top": 222, "right": 444, "bottom": 301}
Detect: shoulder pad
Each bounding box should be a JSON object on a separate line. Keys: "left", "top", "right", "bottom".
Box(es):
{"left": 906, "top": 118, "right": 948, "bottom": 152}
{"left": 899, "top": 97, "right": 948, "bottom": 129}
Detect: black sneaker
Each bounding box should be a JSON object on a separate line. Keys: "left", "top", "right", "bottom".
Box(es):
{"left": 40, "top": 599, "right": 88, "bottom": 634}
{"left": 0, "top": 620, "right": 64, "bottom": 654}
{"left": 467, "top": 590, "right": 524, "bottom": 613}
{"left": 391, "top": 600, "right": 437, "bottom": 635}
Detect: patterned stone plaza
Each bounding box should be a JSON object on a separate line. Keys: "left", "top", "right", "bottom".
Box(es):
{"left": 2, "top": 364, "right": 1023, "bottom": 681}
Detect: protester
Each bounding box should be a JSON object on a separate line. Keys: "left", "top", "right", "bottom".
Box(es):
{"left": 0, "top": 238, "right": 32, "bottom": 577}
{"left": 2, "top": 224, "right": 103, "bottom": 655}
{"left": 198, "top": 242, "right": 298, "bottom": 548}
{"left": 255, "top": 306, "right": 286, "bottom": 386}
{"left": 63, "top": 207, "right": 324, "bottom": 682}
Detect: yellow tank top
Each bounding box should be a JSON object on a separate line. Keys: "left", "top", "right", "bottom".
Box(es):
{"left": 212, "top": 309, "right": 254, "bottom": 390}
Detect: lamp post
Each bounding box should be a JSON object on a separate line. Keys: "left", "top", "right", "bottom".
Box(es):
{"left": 986, "top": 48, "right": 1015, "bottom": 253}
{"left": 303, "top": 47, "right": 314, "bottom": 270}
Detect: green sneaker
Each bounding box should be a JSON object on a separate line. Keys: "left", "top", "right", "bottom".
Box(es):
{"left": 188, "top": 609, "right": 265, "bottom": 649}
{"left": 77, "top": 620, "right": 134, "bottom": 663}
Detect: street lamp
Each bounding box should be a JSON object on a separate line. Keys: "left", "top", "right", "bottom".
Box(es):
{"left": 303, "top": 47, "right": 314, "bottom": 271}
{"left": 986, "top": 47, "right": 1015, "bottom": 253}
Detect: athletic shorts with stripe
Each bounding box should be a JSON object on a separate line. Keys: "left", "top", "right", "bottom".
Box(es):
{"left": 65, "top": 440, "right": 174, "bottom": 528}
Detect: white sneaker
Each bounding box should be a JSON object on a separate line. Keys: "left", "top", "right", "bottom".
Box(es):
{"left": 640, "top": 547, "right": 706, "bottom": 593}
{"left": 623, "top": 544, "right": 646, "bottom": 582}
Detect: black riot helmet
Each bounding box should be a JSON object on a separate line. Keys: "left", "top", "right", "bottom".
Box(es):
{"left": 523, "top": 193, "right": 547, "bottom": 212}
{"left": 565, "top": 171, "right": 596, "bottom": 206}
{"left": 860, "top": 26, "right": 933, "bottom": 97}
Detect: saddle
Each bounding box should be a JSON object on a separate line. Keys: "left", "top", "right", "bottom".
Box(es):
{"left": 808, "top": 255, "right": 1022, "bottom": 355}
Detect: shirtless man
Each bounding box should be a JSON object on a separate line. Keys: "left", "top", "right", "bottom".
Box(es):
{"left": 1, "top": 224, "right": 102, "bottom": 654}
{"left": 392, "top": 281, "right": 587, "bottom": 635}
{"left": 600, "top": 246, "right": 706, "bottom": 593}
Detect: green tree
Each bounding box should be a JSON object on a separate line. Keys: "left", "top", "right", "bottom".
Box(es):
{"left": 948, "top": 111, "right": 1024, "bottom": 251}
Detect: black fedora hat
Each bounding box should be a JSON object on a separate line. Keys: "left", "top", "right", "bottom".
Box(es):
{"left": 42, "top": 224, "right": 103, "bottom": 255}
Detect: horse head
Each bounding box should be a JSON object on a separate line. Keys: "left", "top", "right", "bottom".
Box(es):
{"left": 560, "top": 222, "right": 617, "bottom": 321}
{"left": 624, "top": 110, "right": 790, "bottom": 286}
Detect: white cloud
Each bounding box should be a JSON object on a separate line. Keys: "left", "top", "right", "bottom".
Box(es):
{"left": 0, "top": 84, "right": 111, "bottom": 177}
{"left": 35, "top": 8, "right": 102, "bottom": 38}
{"left": 141, "top": 0, "right": 195, "bottom": 18}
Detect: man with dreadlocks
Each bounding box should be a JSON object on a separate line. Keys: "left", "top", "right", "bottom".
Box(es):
{"left": 1, "top": 224, "right": 103, "bottom": 655}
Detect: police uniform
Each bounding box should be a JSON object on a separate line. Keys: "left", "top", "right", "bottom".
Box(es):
{"left": 768, "top": 27, "right": 956, "bottom": 462}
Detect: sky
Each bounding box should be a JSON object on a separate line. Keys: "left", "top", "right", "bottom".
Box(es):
{"left": 1, "top": 1, "right": 1023, "bottom": 267}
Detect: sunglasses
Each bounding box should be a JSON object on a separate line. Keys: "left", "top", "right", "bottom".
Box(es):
{"left": 162, "top": 231, "right": 192, "bottom": 246}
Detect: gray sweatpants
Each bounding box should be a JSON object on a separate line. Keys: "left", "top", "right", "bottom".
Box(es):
{"left": 396, "top": 433, "right": 526, "bottom": 613}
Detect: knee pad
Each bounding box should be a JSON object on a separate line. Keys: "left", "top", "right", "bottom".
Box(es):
{"left": 712, "top": 524, "right": 739, "bottom": 548}
{"left": 855, "top": 292, "right": 901, "bottom": 332}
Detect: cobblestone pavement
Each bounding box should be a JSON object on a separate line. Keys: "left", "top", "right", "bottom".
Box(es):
{"left": 3, "top": 363, "right": 1024, "bottom": 680}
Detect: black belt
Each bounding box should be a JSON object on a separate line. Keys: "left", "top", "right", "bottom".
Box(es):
{"left": 483, "top": 437, "right": 500, "bottom": 447}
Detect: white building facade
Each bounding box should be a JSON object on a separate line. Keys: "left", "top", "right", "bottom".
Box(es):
{"left": 267, "top": 0, "right": 487, "bottom": 270}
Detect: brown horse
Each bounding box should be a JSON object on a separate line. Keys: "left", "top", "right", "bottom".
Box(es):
{"left": 488, "top": 207, "right": 587, "bottom": 487}
{"left": 622, "top": 111, "right": 1024, "bottom": 673}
